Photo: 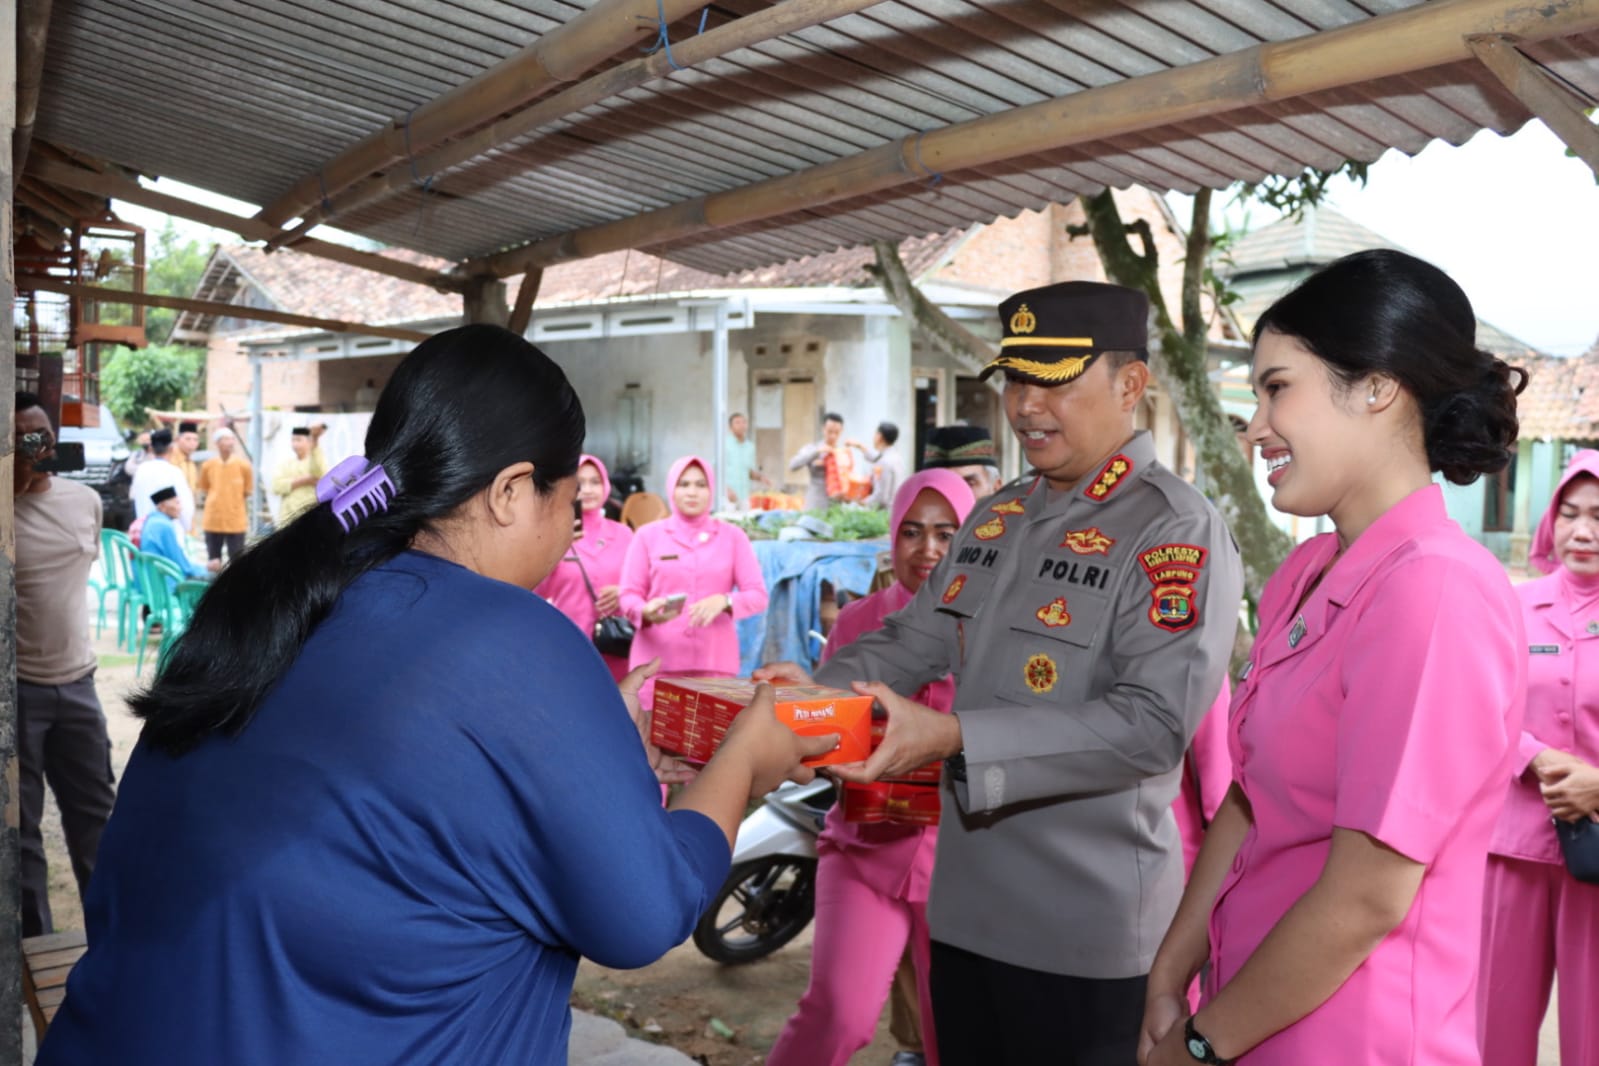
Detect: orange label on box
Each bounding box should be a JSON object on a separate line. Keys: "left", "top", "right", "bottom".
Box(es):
{"left": 843, "top": 781, "right": 942, "bottom": 826}
{"left": 650, "top": 677, "right": 874, "bottom": 767}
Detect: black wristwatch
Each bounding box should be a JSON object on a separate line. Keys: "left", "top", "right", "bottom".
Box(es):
{"left": 944, "top": 751, "right": 967, "bottom": 783}
{"left": 1184, "top": 1017, "right": 1232, "bottom": 1065}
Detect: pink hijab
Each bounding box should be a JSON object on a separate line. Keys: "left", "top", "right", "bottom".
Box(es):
{"left": 577, "top": 453, "right": 612, "bottom": 539}
{"left": 664, "top": 455, "right": 716, "bottom": 539}
{"left": 890, "top": 468, "right": 977, "bottom": 585}
{"left": 1531, "top": 448, "right": 1599, "bottom": 574}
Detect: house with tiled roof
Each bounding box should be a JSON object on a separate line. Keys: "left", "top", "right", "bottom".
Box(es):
{"left": 1222, "top": 204, "right": 1563, "bottom": 565}
{"left": 186, "top": 187, "right": 1244, "bottom": 522}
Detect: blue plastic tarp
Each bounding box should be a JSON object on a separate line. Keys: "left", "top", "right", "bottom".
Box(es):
{"left": 737, "top": 538, "right": 886, "bottom": 674}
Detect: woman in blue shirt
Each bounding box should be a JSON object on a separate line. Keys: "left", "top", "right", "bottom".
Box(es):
{"left": 40, "top": 324, "right": 831, "bottom": 1066}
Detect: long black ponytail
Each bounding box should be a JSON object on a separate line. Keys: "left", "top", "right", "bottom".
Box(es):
{"left": 132, "top": 324, "right": 585, "bottom": 755}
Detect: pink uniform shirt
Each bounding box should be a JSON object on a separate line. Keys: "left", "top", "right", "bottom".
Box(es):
{"left": 1491, "top": 450, "right": 1599, "bottom": 864}
{"left": 619, "top": 456, "right": 768, "bottom": 678}
{"left": 817, "top": 581, "right": 956, "bottom": 903}
{"left": 1210, "top": 485, "right": 1525, "bottom": 1065}
{"left": 1175, "top": 682, "right": 1233, "bottom": 876}
{"left": 535, "top": 455, "right": 635, "bottom": 679}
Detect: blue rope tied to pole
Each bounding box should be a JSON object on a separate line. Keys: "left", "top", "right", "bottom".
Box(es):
{"left": 640, "top": 0, "right": 709, "bottom": 72}
{"left": 911, "top": 131, "right": 943, "bottom": 188}
{"left": 317, "top": 171, "right": 333, "bottom": 214}
{"left": 402, "top": 107, "right": 434, "bottom": 195}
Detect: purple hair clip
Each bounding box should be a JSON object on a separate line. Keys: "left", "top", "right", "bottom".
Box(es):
{"left": 316, "top": 456, "right": 396, "bottom": 533}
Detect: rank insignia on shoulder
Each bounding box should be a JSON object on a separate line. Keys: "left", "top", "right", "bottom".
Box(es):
{"left": 1035, "top": 597, "right": 1071, "bottom": 628}
{"left": 974, "top": 516, "right": 1006, "bottom": 541}
{"left": 942, "top": 574, "right": 967, "bottom": 605}
{"left": 1061, "top": 527, "right": 1115, "bottom": 555}
{"left": 990, "top": 498, "right": 1026, "bottom": 515}
{"left": 1084, "top": 454, "right": 1133, "bottom": 501}
{"left": 1024, "top": 652, "right": 1059, "bottom": 694}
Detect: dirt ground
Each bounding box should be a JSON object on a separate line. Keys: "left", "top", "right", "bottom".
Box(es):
{"left": 40, "top": 620, "right": 1558, "bottom": 1066}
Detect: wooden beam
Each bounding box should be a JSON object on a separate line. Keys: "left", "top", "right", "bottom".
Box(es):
{"left": 13, "top": 0, "right": 52, "bottom": 173}
{"left": 290, "top": 0, "right": 894, "bottom": 233}
{"left": 464, "top": 0, "right": 1599, "bottom": 278}
{"left": 26, "top": 156, "right": 465, "bottom": 292}
{"left": 253, "top": 0, "right": 721, "bottom": 228}
{"left": 1468, "top": 34, "right": 1599, "bottom": 176}
{"left": 507, "top": 269, "right": 543, "bottom": 336}
{"left": 19, "top": 277, "right": 432, "bottom": 343}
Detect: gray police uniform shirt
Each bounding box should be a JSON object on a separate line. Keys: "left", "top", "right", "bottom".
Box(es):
{"left": 815, "top": 430, "right": 1243, "bottom": 978}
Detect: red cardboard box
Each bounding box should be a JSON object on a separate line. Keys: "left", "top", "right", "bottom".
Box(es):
{"left": 842, "top": 781, "right": 942, "bottom": 826}
{"left": 650, "top": 677, "right": 873, "bottom": 767}
{"left": 869, "top": 721, "right": 944, "bottom": 785}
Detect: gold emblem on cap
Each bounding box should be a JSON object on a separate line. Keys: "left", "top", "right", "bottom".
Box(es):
{"left": 1009, "top": 304, "right": 1037, "bottom": 335}
{"left": 985, "top": 354, "right": 1094, "bottom": 383}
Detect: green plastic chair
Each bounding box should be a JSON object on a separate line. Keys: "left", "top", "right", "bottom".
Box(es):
{"left": 132, "top": 553, "right": 193, "bottom": 678}
{"left": 105, "top": 531, "right": 146, "bottom": 652}
{"left": 88, "top": 527, "right": 124, "bottom": 640}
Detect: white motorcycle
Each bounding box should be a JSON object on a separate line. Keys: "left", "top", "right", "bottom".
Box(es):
{"left": 692, "top": 776, "right": 836, "bottom": 964}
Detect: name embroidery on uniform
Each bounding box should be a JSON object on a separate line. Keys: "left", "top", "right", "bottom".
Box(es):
{"left": 1035, "top": 556, "right": 1113, "bottom": 590}
{"left": 1061, "top": 527, "right": 1115, "bottom": 555}
{"left": 1139, "top": 543, "right": 1206, "bottom": 633}
{"left": 990, "top": 498, "right": 1026, "bottom": 515}
{"left": 1024, "top": 652, "right": 1059, "bottom": 694}
{"left": 974, "top": 516, "right": 1007, "bottom": 541}
{"left": 1530, "top": 644, "right": 1562, "bottom": 655}
{"left": 956, "top": 546, "right": 1001, "bottom": 568}
{"left": 1288, "top": 615, "right": 1307, "bottom": 648}
{"left": 942, "top": 575, "right": 967, "bottom": 605}
{"left": 1084, "top": 454, "right": 1134, "bottom": 501}
{"left": 1035, "top": 597, "right": 1071, "bottom": 628}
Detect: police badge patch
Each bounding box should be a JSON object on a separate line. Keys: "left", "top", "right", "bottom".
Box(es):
{"left": 1035, "top": 597, "right": 1071, "bottom": 628}
{"left": 990, "top": 498, "right": 1026, "bottom": 515}
{"left": 1061, "top": 527, "right": 1115, "bottom": 555}
{"left": 942, "top": 574, "right": 967, "bottom": 605}
{"left": 1024, "top": 652, "right": 1058, "bottom": 693}
{"left": 974, "top": 516, "right": 1006, "bottom": 540}
{"left": 1138, "top": 543, "right": 1205, "bottom": 633}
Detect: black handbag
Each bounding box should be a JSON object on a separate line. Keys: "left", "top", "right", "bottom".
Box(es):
{"left": 570, "top": 553, "right": 635, "bottom": 658}
{"left": 1554, "top": 816, "right": 1599, "bottom": 885}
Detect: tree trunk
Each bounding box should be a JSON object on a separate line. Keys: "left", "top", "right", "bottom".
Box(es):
{"left": 868, "top": 240, "right": 1000, "bottom": 393}
{"left": 1076, "top": 189, "right": 1291, "bottom": 612}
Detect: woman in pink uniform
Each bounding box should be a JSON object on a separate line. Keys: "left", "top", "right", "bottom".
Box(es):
{"left": 619, "top": 456, "right": 767, "bottom": 702}
{"left": 1139, "top": 249, "right": 1527, "bottom": 1066}
{"left": 766, "top": 468, "right": 975, "bottom": 1066}
{"left": 535, "top": 454, "right": 634, "bottom": 681}
{"left": 1479, "top": 449, "right": 1599, "bottom": 1066}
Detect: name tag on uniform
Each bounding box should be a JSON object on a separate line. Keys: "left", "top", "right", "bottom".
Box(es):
{"left": 1529, "top": 644, "right": 1561, "bottom": 655}
{"left": 659, "top": 554, "right": 679, "bottom": 560}
{"left": 1238, "top": 661, "right": 1253, "bottom": 681}
{"left": 1287, "top": 615, "right": 1306, "bottom": 649}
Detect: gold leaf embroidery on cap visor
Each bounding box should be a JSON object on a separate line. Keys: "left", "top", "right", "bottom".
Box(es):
{"left": 982, "top": 353, "right": 1094, "bottom": 383}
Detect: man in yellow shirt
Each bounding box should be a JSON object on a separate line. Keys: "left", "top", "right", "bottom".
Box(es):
{"left": 272, "top": 424, "right": 327, "bottom": 525}
{"left": 173, "top": 420, "right": 202, "bottom": 492}
{"left": 198, "top": 428, "right": 253, "bottom": 566}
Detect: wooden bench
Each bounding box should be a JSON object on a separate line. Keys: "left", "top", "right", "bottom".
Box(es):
{"left": 23, "top": 931, "right": 88, "bottom": 1038}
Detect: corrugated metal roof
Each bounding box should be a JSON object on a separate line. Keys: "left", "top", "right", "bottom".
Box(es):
{"left": 33, "top": 0, "right": 1599, "bottom": 275}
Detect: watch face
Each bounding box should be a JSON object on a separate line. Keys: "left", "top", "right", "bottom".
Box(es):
{"left": 1188, "top": 1037, "right": 1209, "bottom": 1060}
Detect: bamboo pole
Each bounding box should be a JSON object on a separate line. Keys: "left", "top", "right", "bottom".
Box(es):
{"left": 12, "top": 0, "right": 52, "bottom": 173}
{"left": 1468, "top": 34, "right": 1599, "bottom": 176}
{"left": 507, "top": 269, "right": 543, "bottom": 336}
{"left": 27, "top": 156, "right": 464, "bottom": 292}
{"left": 283, "top": 0, "right": 894, "bottom": 234}
{"left": 465, "top": 0, "right": 1599, "bottom": 278}
{"left": 253, "top": 0, "right": 721, "bottom": 228}
{"left": 20, "top": 277, "right": 433, "bottom": 343}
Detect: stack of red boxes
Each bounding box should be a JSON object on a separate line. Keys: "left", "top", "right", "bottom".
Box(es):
{"left": 842, "top": 721, "right": 944, "bottom": 827}
{"left": 650, "top": 677, "right": 874, "bottom": 767}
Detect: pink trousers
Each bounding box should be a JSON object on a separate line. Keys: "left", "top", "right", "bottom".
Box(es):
{"left": 765, "top": 850, "right": 938, "bottom": 1066}
{"left": 1479, "top": 854, "right": 1599, "bottom": 1066}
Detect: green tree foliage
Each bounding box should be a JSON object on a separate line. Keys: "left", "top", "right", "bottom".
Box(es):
{"left": 101, "top": 343, "right": 202, "bottom": 425}
{"left": 143, "top": 220, "right": 213, "bottom": 343}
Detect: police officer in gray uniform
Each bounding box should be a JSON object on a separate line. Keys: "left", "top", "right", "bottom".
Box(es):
{"left": 764, "top": 281, "right": 1243, "bottom": 1064}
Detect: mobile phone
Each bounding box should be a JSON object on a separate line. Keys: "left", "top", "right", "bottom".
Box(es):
{"left": 665, "top": 593, "right": 687, "bottom": 608}
{"left": 33, "top": 441, "right": 85, "bottom": 474}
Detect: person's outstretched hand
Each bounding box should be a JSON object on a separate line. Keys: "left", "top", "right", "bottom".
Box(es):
{"left": 828, "top": 681, "right": 960, "bottom": 784}
{"left": 721, "top": 683, "right": 839, "bottom": 799}
{"left": 618, "top": 658, "right": 697, "bottom": 785}
{"left": 752, "top": 661, "right": 813, "bottom": 685}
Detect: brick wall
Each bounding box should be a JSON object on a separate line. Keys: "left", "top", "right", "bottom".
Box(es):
{"left": 206, "top": 332, "right": 320, "bottom": 413}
